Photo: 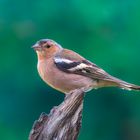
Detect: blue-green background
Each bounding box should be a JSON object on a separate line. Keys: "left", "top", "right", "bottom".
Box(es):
{"left": 0, "top": 0, "right": 140, "bottom": 140}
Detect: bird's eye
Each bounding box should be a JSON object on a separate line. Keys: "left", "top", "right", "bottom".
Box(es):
{"left": 45, "top": 44, "right": 51, "bottom": 48}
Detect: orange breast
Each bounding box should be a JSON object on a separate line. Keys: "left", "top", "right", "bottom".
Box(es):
{"left": 37, "top": 58, "right": 94, "bottom": 93}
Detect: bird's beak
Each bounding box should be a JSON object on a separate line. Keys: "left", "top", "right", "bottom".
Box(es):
{"left": 32, "top": 43, "right": 42, "bottom": 51}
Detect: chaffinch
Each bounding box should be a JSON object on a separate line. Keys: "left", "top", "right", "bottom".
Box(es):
{"left": 32, "top": 39, "right": 140, "bottom": 94}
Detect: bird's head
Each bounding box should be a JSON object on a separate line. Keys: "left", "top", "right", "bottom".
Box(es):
{"left": 32, "top": 39, "right": 62, "bottom": 59}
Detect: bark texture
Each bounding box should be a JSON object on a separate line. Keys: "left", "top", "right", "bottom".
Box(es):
{"left": 29, "top": 89, "right": 84, "bottom": 140}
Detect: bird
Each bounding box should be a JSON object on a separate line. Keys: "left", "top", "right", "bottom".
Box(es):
{"left": 32, "top": 39, "right": 140, "bottom": 94}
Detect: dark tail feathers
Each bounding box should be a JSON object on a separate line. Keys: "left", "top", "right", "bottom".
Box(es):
{"left": 119, "top": 82, "right": 140, "bottom": 91}
{"left": 111, "top": 77, "right": 140, "bottom": 91}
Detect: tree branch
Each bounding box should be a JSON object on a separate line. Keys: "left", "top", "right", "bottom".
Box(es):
{"left": 29, "top": 89, "right": 85, "bottom": 140}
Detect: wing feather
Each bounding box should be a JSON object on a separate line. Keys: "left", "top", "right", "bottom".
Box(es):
{"left": 54, "top": 51, "right": 112, "bottom": 81}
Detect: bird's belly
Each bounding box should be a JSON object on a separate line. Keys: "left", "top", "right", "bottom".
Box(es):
{"left": 38, "top": 62, "right": 94, "bottom": 93}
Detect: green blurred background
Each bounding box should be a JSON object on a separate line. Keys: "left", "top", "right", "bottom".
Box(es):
{"left": 0, "top": 0, "right": 140, "bottom": 140}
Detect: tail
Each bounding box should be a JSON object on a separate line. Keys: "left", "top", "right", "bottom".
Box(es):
{"left": 109, "top": 77, "right": 140, "bottom": 91}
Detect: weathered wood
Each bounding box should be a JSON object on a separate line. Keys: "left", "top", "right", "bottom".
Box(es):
{"left": 29, "top": 89, "right": 85, "bottom": 140}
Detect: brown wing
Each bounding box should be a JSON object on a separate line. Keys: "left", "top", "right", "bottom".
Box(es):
{"left": 54, "top": 49, "right": 140, "bottom": 91}
{"left": 72, "top": 60, "right": 112, "bottom": 80}
{"left": 54, "top": 49, "right": 113, "bottom": 81}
